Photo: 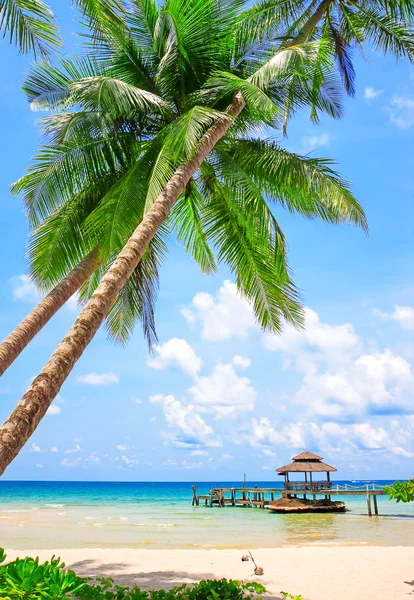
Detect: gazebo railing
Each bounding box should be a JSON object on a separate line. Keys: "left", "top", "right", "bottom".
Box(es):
{"left": 285, "top": 481, "right": 332, "bottom": 491}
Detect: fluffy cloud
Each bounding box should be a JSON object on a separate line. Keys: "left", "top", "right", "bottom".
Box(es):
{"left": 264, "top": 308, "right": 412, "bottom": 419}
{"left": 30, "top": 443, "right": 41, "bottom": 453}
{"left": 181, "top": 280, "right": 256, "bottom": 341}
{"left": 11, "top": 275, "right": 40, "bottom": 302}
{"left": 389, "top": 96, "right": 414, "bottom": 128}
{"left": 150, "top": 394, "right": 220, "bottom": 448}
{"left": 147, "top": 338, "right": 201, "bottom": 377}
{"left": 189, "top": 360, "right": 257, "bottom": 419}
{"left": 240, "top": 417, "right": 414, "bottom": 460}
{"left": 294, "top": 349, "right": 412, "bottom": 418}
{"left": 233, "top": 355, "right": 251, "bottom": 368}
{"left": 264, "top": 307, "right": 359, "bottom": 356}
{"left": 46, "top": 404, "right": 61, "bottom": 415}
{"left": 64, "top": 444, "right": 81, "bottom": 455}
{"left": 364, "top": 87, "right": 384, "bottom": 101}
{"left": 76, "top": 372, "right": 119, "bottom": 385}
{"left": 373, "top": 305, "right": 414, "bottom": 330}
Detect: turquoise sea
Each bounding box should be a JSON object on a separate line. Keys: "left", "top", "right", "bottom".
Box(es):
{"left": 0, "top": 480, "right": 413, "bottom": 550}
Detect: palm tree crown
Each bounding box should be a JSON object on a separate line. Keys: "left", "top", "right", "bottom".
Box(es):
{"left": 15, "top": 0, "right": 410, "bottom": 348}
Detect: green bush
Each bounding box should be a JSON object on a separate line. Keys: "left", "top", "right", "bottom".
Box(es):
{"left": 384, "top": 480, "right": 414, "bottom": 503}
{"left": 0, "top": 549, "right": 271, "bottom": 600}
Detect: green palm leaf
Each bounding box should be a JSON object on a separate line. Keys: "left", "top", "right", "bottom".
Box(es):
{"left": 0, "top": 0, "right": 60, "bottom": 57}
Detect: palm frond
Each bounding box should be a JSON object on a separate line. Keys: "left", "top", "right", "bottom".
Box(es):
{"left": 0, "top": 0, "right": 60, "bottom": 57}
{"left": 224, "top": 137, "right": 368, "bottom": 230}
{"left": 200, "top": 162, "right": 304, "bottom": 332}
{"left": 169, "top": 180, "right": 217, "bottom": 274}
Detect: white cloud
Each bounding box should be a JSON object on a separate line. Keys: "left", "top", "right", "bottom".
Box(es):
{"left": 191, "top": 449, "right": 208, "bottom": 456}
{"left": 150, "top": 394, "right": 219, "bottom": 448}
{"left": 232, "top": 355, "right": 251, "bottom": 368}
{"left": 181, "top": 280, "right": 256, "bottom": 341}
{"left": 239, "top": 418, "right": 414, "bottom": 461}
{"left": 134, "top": 397, "right": 142, "bottom": 405}
{"left": 147, "top": 338, "right": 201, "bottom": 378}
{"left": 189, "top": 361, "right": 257, "bottom": 419}
{"left": 46, "top": 404, "right": 61, "bottom": 415}
{"left": 61, "top": 457, "right": 82, "bottom": 468}
{"left": 300, "top": 132, "right": 331, "bottom": 153}
{"left": 220, "top": 453, "right": 233, "bottom": 461}
{"left": 364, "top": 87, "right": 384, "bottom": 101}
{"left": 294, "top": 349, "right": 412, "bottom": 418}
{"left": 264, "top": 307, "right": 359, "bottom": 356}
{"left": 50, "top": 446, "right": 59, "bottom": 453}
{"left": 389, "top": 96, "right": 414, "bottom": 129}
{"left": 391, "top": 446, "right": 414, "bottom": 458}
{"left": 11, "top": 275, "right": 40, "bottom": 302}
{"left": 373, "top": 305, "right": 414, "bottom": 330}
{"left": 264, "top": 308, "right": 412, "bottom": 419}
{"left": 117, "top": 444, "right": 128, "bottom": 451}
{"left": 35, "top": 464, "right": 43, "bottom": 468}
{"left": 30, "top": 443, "right": 41, "bottom": 453}
{"left": 64, "top": 444, "right": 81, "bottom": 454}
{"left": 76, "top": 372, "right": 119, "bottom": 385}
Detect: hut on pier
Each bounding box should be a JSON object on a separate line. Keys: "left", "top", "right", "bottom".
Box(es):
{"left": 269, "top": 451, "right": 345, "bottom": 512}
{"left": 276, "top": 451, "right": 337, "bottom": 498}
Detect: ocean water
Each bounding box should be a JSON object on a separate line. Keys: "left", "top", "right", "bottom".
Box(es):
{"left": 0, "top": 480, "right": 413, "bottom": 550}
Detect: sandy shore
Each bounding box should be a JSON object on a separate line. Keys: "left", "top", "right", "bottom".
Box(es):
{"left": 5, "top": 547, "right": 414, "bottom": 600}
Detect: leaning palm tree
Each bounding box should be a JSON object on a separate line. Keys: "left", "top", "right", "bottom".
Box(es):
{"left": 0, "top": 0, "right": 412, "bottom": 473}
{"left": 0, "top": 0, "right": 60, "bottom": 57}
{"left": 1, "top": 0, "right": 413, "bottom": 374}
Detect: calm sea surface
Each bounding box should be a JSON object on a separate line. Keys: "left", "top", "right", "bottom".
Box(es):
{"left": 0, "top": 480, "right": 413, "bottom": 549}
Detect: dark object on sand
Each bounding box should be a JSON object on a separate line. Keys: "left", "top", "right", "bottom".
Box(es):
{"left": 249, "top": 551, "right": 263, "bottom": 576}
{"left": 241, "top": 555, "right": 249, "bottom": 561}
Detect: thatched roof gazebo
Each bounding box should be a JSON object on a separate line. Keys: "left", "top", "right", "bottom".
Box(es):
{"left": 276, "top": 451, "right": 337, "bottom": 498}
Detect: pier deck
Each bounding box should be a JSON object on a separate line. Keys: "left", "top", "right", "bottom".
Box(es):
{"left": 192, "top": 484, "right": 387, "bottom": 516}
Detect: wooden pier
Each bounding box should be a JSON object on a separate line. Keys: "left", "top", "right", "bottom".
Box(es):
{"left": 192, "top": 483, "right": 387, "bottom": 516}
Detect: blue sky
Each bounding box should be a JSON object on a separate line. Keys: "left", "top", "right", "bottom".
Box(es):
{"left": 0, "top": 3, "right": 413, "bottom": 482}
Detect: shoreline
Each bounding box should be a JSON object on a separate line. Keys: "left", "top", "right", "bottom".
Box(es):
{"left": 4, "top": 547, "right": 414, "bottom": 600}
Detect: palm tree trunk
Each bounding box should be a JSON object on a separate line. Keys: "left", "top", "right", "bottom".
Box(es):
{"left": 0, "top": 94, "right": 245, "bottom": 475}
{"left": 286, "top": 0, "right": 333, "bottom": 46}
{"left": 0, "top": 249, "right": 101, "bottom": 377}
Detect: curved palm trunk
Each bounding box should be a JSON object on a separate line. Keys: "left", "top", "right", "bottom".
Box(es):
{"left": 0, "top": 94, "right": 245, "bottom": 475}
{"left": 0, "top": 249, "right": 101, "bottom": 377}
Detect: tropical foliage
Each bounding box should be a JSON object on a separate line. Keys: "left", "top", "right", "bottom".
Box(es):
{"left": 385, "top": 480, "right": 414, "bottom": 503}
{"left": 13, "top": 0, "right": 372, "bottom": 349}
{"left": 2, "top": 0, "right": 414, "bottom": 475}
{"left": 0, "top": 0, "right": 60, "bottom": 57}
{"left": 0, "top": 548, "right": 268, "bottom": 600}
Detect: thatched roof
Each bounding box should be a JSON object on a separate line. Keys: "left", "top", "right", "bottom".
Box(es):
{"left": 292, "top": 451, "right": 322, "bottom": 461}
{"left": 276, "top": 450, "right": 337, "bottom": 474}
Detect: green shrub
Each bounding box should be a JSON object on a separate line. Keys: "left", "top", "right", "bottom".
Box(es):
{"left": 384, "top": 480, "right": 414, "bottom": 503}
{"left": 0, "top": 549, "right": 273, "bottom": 600}
{"left": 0, "top": 548, "right": 85, "bottom": 599}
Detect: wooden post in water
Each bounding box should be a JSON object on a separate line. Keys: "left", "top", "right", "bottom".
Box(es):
{"left": 373, "top": 495, "right": 378, "bottom": 515}
{"left": 366, "top": 488, "right": 372, "bottom": 516}
{"left": 192, "top": 485, "right": 198, "bottom": 506}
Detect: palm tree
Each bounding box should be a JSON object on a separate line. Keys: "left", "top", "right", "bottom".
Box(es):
{"left": 0, "top": 0, "right": 60, "bottom": 57}
{"left": 1, "top": 0, "right": 412, "bottom": 372}
{"left": 0, "top": 0, "right": 411, "bottom": 473}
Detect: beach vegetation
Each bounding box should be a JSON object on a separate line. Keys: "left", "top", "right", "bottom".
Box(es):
{"left": 385, "top": 479, "right": 414, "bottom": 503}
{"left": 0, "top": 0, "right": 60, "bottom": 58}
{"left": 1, "top": 0, "right": 414, "bottom": 473}
{"left": 0, "top": 548, "right": 269, "bottom": 600}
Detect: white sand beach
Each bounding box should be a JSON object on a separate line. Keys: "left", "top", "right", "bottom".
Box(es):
{"left": 5, "top": 547, "right": 414, "bottom": 600}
